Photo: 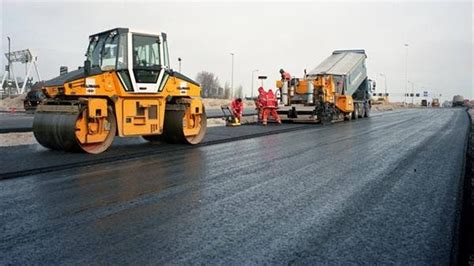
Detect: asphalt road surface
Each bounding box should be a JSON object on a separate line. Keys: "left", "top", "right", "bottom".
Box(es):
{"left": 0, "top": 113, "right": 34, "bottom": 132}
{"left": 0, "top": 122, "right": 311, "bottom": 178}
{"left": 0, "top": 108, "right": 258, "bottom": 133}
{"left": 0, "top": 108, "right": 469, "bottom": 264}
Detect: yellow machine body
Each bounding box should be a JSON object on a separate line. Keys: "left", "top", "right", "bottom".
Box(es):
{"left": 278, "top": 74, "right": 355, "bottom": 118}
{"left": 312, "top": 75, "right": 354, "bottom": 113}
{"left": 42, "top": 72, "right": 202, "bottom": 137}
{"left": 34, "top": 28, "right": 207, "bottom": 154}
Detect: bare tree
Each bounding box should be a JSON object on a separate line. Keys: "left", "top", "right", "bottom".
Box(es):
{"left": 224, "top": 81, "right": 231, "bottom": 99}
{"left": 196, "top": 71, "right": 220, "bottom": 98}
{"left": 218, "top": 86, "right": 224, "bottom": 99}
{"left": 234, "top": 85, "right": 243, "bottom": 99}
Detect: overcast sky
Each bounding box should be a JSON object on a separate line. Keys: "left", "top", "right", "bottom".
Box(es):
{"left": 1, "top": 0, "right": 472, "bottom": 101}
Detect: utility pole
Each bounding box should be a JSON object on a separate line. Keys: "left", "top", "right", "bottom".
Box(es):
{"left": 7, "top": 36, "right": 11, "bottom": 96}
{"left": 404, "top": 44, "right": 409, "bottom": 105}
{"left": 230, "top": 53, "right": 234, "bottom": 99}
{"left": 178, "top": 57, "right": 182, "bottom": 72}
{"left": 379, "top": 73, "right": 388, "bottom": 103}
{"left": 251, "top": 69, "right": 258, "bottom": 98}
{"left": 408, "top": 80, "right": 415, "bottom": 105}
{"left": 379, "top": 73, "right": 388, "bottom": 95}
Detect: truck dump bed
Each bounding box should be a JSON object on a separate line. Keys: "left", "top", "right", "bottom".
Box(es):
{"left": 307, "top": 50, "right": 367, "bottom": 96}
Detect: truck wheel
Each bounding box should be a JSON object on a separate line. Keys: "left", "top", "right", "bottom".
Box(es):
{"left": 359, "top": 104, "right": 365, "bottom": 118}
{"left": 352, "top": 104, "right": 358, "bottom": 120}
{"left": 364, "top": 105, "right": 371, "bottom": 117}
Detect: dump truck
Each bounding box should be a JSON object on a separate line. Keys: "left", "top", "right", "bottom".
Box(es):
{"left": 276, "top": 50, "right": 374, "bottom": 123}
{"left": 452, "top": 95, "right": 465, "bottom": 107}
{"left": 33, "top": 28, "right": 207, "bottom": 154}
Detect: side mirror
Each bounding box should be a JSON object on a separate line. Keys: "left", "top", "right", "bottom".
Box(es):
{"left": 84, "top": 60, "right": 91, "bottom": 75}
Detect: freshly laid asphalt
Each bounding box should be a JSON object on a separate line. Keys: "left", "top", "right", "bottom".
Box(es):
{"left": 0, "top": 122, "right": 311, "bottom": 178}
{"left": 0, "top": 108, "right": 470, "bottom": 264}
{"left": 0, "top": 112, "right": 35, "bottom": 132}
{"left": 0, "top": 108, "right": 258, "bottom": 133}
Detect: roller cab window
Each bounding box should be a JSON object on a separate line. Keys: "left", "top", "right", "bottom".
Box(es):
{"left": 132, "top": 35, "right": 161, "bottom": 83}
{"left": 86, "top": 30, "right": 127, "bottom": 72}
{"left": 101, "top": 32, "right": 119, "bottom": 71}
{"left": 86, "top": 35, "right": 105, "bottom": 68}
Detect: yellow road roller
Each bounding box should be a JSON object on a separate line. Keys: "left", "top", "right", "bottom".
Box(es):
{"left": 33, "top": 28, "right": 207, "bottom": 154}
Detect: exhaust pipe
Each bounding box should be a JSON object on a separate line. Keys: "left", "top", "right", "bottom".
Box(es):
{"left": 282, "top": 81, "right": 289, "bottom": 105}
{"left": 307, "top": 80, "right": 314, "bottom": 104}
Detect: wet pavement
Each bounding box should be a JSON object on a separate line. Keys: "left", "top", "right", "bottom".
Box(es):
{"left": 0, "top": 108, "right": 258, "bottom": 133}
{"left": 0, "top": 113, "right": 34, "bottom": 133}
{"left": 0, "top": 122, "right": 310, "bottom": 178}
{"left": 0, "top": 108, "right": 469, "bottom": 264}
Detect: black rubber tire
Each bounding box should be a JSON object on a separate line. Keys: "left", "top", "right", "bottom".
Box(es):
{"left": 352, "top": 104, "right": 358, "bottom": 120}
{"left": 359, "top": 103, "right": 365, "bottom": 118}
{"left": 33, "top": 106, "right": 116, "bottom": 154}
{"left": 364, "top": 104, "right": 371, "bottom": 117}
{"left": 33, "top": 111, "right": 82, "bottom": 151}
{"left": 162, "top": 107, "right": 207, "bottom": 144}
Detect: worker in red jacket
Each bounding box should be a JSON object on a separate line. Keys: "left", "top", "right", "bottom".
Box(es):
{"left": 280, "top": 69, "right": 291, "bottom": 81}
{"left": 231, "top": 98, "right": 243, "bottom": 121}
{"left": 263, "top": 89, "right": 282, "bottom": 125}
{"left": 257, "top": 87, "right": 267, "bottom": 107}
{"left": 256, "top": 87, "right": 267, "bottom": 122}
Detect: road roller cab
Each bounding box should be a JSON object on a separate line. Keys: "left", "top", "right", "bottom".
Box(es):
{"left": 34, "top": 28, "right": 207, "bottom": 154}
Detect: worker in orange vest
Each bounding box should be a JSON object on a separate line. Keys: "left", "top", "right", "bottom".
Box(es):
{"left": 256, "top": 87, "right": 267, "bottom": 122}
{"left": 262, "top": 89, "right": 282, "bottom": 125}
{"left": 280, "top": 69, "right": 291, "bottom": 81}
{"left": 231, "top": 98, "right": 244, "bottom": 121}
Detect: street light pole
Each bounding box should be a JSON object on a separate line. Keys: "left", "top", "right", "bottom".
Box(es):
{"left": 230, "top": 53, "right": 234, "bottom": 99}
{"left": 379, "top": 73, "right": 388, "bottom": 95}
{"left": 405, "top": 43, "right": 408, "bottom": 104}
{"left": 408, "top": 80, "right": 415, "bottom": 105}
{"left": 7, "top": 37, "right": 11, "bottom": 81}
{"left": 404, "top": 44, "right": 409, "bottom": 105}
{"left": 7, "top": 36, "right": 11, "bottom": 96}
{"left": 379, "top": 73, "right": 388, "bottom": 104}
{"left": 251, "top": 69, "right": 258, "bottom": 98}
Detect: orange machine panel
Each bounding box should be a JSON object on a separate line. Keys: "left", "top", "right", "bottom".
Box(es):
{"left": 295, "top": 80, "right": 308, "bottom": 95}
{"left": 122, "top": 99, "right": 161, "bottom": 136}
{"left": 335, "top": 95, "right": 354, "bottom": 113}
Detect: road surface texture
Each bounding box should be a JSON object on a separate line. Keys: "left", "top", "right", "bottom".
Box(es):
{"left": 0, "top": 123, "right": 311, "bottom": 178}
{"left": 0, "top": 113, "right": 34, "bottom": 133}
{"left": 458, "top": 108, "right": 474, "bottom": 264}
{"left": 0, "top": 108, "right": 469, "bottom": 264}
{"left": 0, "top": 108, "right": 258, "bottom": 133}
